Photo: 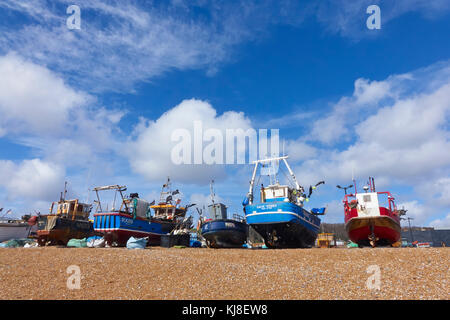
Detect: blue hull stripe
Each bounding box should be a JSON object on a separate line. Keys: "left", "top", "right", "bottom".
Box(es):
{"left": 245, "top": 201, "right": 321, "bottom": 234}
{"left": 94, "top": 213, "right": 171, "bottom": 236}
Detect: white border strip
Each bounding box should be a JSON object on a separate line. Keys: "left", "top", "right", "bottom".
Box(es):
{"left": 246, "top": 211, "right": 320, "bottom": 228}
{"left": 94, "top": 227, "right": 164, "bottom": 235}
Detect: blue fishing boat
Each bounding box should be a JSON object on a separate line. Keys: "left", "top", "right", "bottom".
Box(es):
{"left": 242, "top": 156, "right": 326, "bottom": 248}
{"left": 93, "top": 179, "right": 194, "bottom": 246}
{"left": 199, "top": 181, "right": 248, "bottom": 248}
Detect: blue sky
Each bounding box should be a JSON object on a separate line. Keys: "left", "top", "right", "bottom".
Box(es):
{"left": 0, "top": 0, "right": 449, "bottom": 228}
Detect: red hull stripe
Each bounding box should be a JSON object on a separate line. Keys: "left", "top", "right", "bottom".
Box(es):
{"left": 346, "top": 216, "right": 400, "bottom": 243}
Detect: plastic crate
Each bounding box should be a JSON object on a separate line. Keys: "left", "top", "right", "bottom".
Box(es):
{"left": 161, "top": 234, "right": 190, "bottom": 248}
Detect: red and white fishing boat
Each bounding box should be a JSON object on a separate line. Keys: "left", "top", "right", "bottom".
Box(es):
{"left": 339, "top": 177, "right": 406, "bottom": 247}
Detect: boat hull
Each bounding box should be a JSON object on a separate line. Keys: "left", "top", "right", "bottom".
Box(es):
{"left": 36, "top": 215, "right": 94, "bottom": 246}
{"left": 244, "top": 201, "right": 321, "bottom": 248}
{"left": 345, "top": 208, "right": 401, "bottom": 246}
{"left": 93, "top": 212, "right": 176, "bottom": 246}
{"left": 0, "top": 223, "right": 31, "bottom": 242}
{"left": 201, "top": 219, "right": 248, "bottom": 248}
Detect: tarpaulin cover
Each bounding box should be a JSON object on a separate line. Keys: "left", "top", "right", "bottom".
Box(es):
{"left": 126, "top": 236, "right": 147, "bottom": 249}
{"left": 67, "top": 238, "right": 87, "bottom": 248}
{"left": 87, "top": 237, "right": 105, "bottom": 248}
{"left": 347, "top": 241, "right": 359, "bottom": 248}
{"left": 0, "top": 238, "right": 36, "bottom": 248}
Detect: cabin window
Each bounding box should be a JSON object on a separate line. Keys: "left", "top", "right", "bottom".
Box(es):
{"left": 274, "top": 188, "right": 285, "bottom": 197}
{"left": 363, "top": 195, "right": 371, "bottom": 202}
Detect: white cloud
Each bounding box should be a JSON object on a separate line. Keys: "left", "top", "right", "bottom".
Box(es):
{"left": 0, "top": 52, "right": 90, "bottom": 137}
{"left": 415, "top": 177, "right": 450, "bottom": 208}
{"left": 288, "top": 60, "right": 450, "bottom": 226}
{"left": 319, "top": 199, "right": 344, "bottom": 223}
{"left": 397, "top": 200, "right": 429, "bottom": 226}
{"left": 429, "top": 214, "right": 450, "bottom": 229}
{"left": 0, "top": 52, "right": 129, "bottom": 213}
{"left": 284, "top": 139, "right": 317, "bottom": 162}
{"left": 0, "top": 159, "right": 65, "bottom": 201}
{"left": 128, "top": 99, "right": 254, "bottom": 184}
{"left": 0, "top": 1, "right": 280, "bottom": 92}
{"left": 308, "top": 78, "right": 392, "bottom": 144}
{"left": 2, "top": 1, "right": 448, "bottom": 93}
{"left": 315, "top": 0, "right": 450, "bottom": 38}
{"left": 0, "top": 53, "right": 125, "bottom": 165}
{"left": 356, "top": 84, "right": 450, "bottom": 150}
{"left": 297, "top": 60, "right": 450, "bottom": 185}
{"left": 189, "top": 193, "right": 222, "bottom": 210}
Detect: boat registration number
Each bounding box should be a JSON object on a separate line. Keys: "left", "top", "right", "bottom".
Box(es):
{"left": 256, "top": 204, "right": 277, "bottom": 210}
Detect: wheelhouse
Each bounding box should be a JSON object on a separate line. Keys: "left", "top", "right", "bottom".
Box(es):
{"left": 49, "top": 199, "right": 91, "bottom": 220}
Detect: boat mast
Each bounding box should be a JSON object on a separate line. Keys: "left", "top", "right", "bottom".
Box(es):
{"left": 281, "top": 157, "right": 301, "bottom": 191}
{"left": 92, "top": 185, "right": 127, "bottom": 213}
{"left": 352, "top": 166, "right": 357, "bottom": 195}
{"left": 63, "top": 181, "right": 68, "bottom": 201}
{"left": 95, "top": 189, "right": 102, "bottom": 212}
{"left": 160, "top": 177, "right": 171, "bottom": 203}
{"left": 210, "top": 179, "right": 215, "bottom": 205}
{"left": 248, "top": 161, "right": 259, "bottom": 205}
{"left": 248, "top": 156, "right": 302, "bottom": 205}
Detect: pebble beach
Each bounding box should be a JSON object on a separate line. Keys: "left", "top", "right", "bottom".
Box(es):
{"left": 0, "top": 247, "right": 448, "bottom": 300}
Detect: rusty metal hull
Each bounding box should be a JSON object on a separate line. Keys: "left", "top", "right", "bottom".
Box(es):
{"left": 37, "top": 215, "right": 94, "bottom": 246}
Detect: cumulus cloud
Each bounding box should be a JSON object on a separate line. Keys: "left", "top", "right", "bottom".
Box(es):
{"left": 0, "top": 52, "right": 90, "bottom": 137}
{"left": 0, "top": 52, "right": 128, "bottom": 212}
{"left": 296, "top": 60, "right": 450, "bottom": 185}
{"left": 429, "top": 214, "right": 450, "bottom": 229}
{"left": 0, "top": 159, "right": 65, "bottom": 201}
{"left": 308, "top": 78, "right": 394, "bottom": 145}
{"left": 0, "top": 53, "right": 125, "bottom": 165}
{"left": 288, "top": 60, "right": 450, "bottom": 226}
{"left": 128, "top": 99, "right": 256, "bottom": 184}
{"left": 284, "top": 139, "right": 317, "bottom": 162}
{"left": 397, "top": 200, "right": 429, "bottom": 226}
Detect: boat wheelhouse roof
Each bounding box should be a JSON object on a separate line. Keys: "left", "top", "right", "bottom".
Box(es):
{"left": 151, "top": 204, "right": 186, "bottom": 210}
{"left": 261, "top": 183, "right": 293, "bottom": 202}
{"left": 93, "top": 185, "right": 127, "bottom": 192}
{"left": 265, "top": 184, "right": 289, "bottom": 189}
{"left": 52, "top": 199, "right": 90, "bottom": 206}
